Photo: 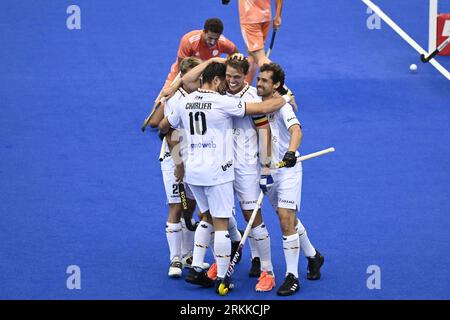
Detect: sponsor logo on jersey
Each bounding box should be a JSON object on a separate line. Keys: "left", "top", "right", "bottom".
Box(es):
{"left": 279, "top": 199, "right": 295, "bottom": 205}
{"left": 221, "top": 160, "right": 233, "bottom": 172}
{"left": 242, "top": 200, "right": 257, "bottom": 205}
{"left": 190, "top": 141, "right": 217, "bottom": 149}
{"left": 287, "top": 117, "right": 296, "bottom": 122}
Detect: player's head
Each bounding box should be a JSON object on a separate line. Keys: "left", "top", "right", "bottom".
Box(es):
{"left": 225, "top": 58, "right": 249, "bottom": 94}
{"left": 203, "top": 18, "right": 224, "bottom": 47}
{"left": 180, "top": 57, "right": 202, "bottom": 92}
{"left": 202, "top": 62, "right": 228, "bottom": 94}
{"left": 179, "top": 57, "right": 202, "bottom": 76}
{"left": 257, "top": 63, "right": 285, "bottom": 97}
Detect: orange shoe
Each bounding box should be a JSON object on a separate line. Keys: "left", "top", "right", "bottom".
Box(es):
{"left": 207, "top": 262, "right": 218, "bottom": 281}
{"left": 255, "top": 271, "right": 276, "bottom": 292}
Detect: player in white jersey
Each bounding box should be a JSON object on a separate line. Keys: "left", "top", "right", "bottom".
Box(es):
{"left": 148, "top": 57, "right": 209, "bottom": 278}
{"left": 203, "top": 58, "right": 276, "bottom": 292}
{"left": 158, "top": 57, "right": 253, "bottom": 284}
{"left": 257, "top": 63, "right": 324, "bottom": 296}
{"left": 159, "top": 61, "right": 291, "bottom": 293}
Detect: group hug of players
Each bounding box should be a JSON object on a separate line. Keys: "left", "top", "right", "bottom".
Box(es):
{"left": 147, "top": 2, "right": 324, "bottom": 297}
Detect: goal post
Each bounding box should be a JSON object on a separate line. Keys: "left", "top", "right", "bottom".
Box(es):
{"left": 429, "top": 0, "right": 438, "bottom": 52}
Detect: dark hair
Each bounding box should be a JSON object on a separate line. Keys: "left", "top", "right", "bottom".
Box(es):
{"left": 226, "top": 58, "right": 249, "bottom": 75}
{"left": 202, "top": 62, "right": 226, "bottom": 84}
{"left": 179, "top": 57, "right": 202, "bottom": 75}
{"left": 204, "top": 18, "right": 224, "bottom": 34}
{"left": 259, "top": 63, "right": 286, "bottom": 93}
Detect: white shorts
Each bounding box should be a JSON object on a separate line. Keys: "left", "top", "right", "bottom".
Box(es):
{"left": 234, "top": 173, "right": 261, "bottom": 211}
{"left": 188, "top": 182, "right": 234, "bottom": 218}
{"left": 267, "top": 164, "right": 302, "bottom": 211}
{"left": 161, "top": 160, "right": 194, "bottom": 204}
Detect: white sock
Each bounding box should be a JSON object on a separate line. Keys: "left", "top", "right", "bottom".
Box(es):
{"left": 192, "top": 221, "right": 213, "bottom": 268}
{"left": 214, "top": 231, "right": 231, "bottom": 279}
{"left": 252, "top": 223, "right": 273, "bottom": 272}
{"left": 165, "top": 222, "right": 182, "bottom": 261}
{"left": 181, "top": 217, "right": 195, "bottom": 257}
{"left": 296, "top": 219, "right": 316, "bottom": 258}
{"left": 227, "top": 215, "right": 242, "bottom": 242}
{"left": 248, "top": 230, "right": 259, "bottom": 260}
{"left": 282, "top": 233, "right": 300, "bottom": 278}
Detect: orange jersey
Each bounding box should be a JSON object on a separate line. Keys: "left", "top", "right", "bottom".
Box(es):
{"left": 164, "top": 30, "right": 237, "bottom": 87}
{"left": 239, "top": 0, "right": 272, "bottom": 24}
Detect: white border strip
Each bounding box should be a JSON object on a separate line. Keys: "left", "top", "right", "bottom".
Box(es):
{"left": 362, "top": 0, "right": 450, "bottom": 80}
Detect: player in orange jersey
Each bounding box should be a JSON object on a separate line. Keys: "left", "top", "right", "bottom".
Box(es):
{"left": 223, "top": 0, "right": 284, "bottom": 84}
{"left": 157, "top": 18, "right": 239, "bottom": 103}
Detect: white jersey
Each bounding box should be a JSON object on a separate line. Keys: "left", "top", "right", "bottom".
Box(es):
{"left": 227, "top": 84, "right": 264, "bottom": 175}
{"left": 267, "top": 103, "right": 302, "bottom": 167}
{"left": 160, "top": 87, "right": 189, "bottom": 171}
{"left": 167, "top": 89, "right": 246, "bottom": 186}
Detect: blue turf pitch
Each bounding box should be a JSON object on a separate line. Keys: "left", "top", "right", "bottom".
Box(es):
{"left": 0, "top": 0, "right": 449, "bottom": 300}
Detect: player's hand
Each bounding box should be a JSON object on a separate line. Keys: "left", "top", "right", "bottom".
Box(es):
{"left": 159, "top": 86, "right": 177, "bottom": 102}
{"left": 174, "top": 164, "right": 185, "bottom": 183}
{"left": 228, "top": 53, "right": 245, "bottom": 61}
{"left": 282, "top": 151, "right": 297, "bottom": 168}
{"left": 289, "top": 95, "right": 298, "bottom": 112}
{"left": 259, "top": 174, "right": 274, "bottom": 193}
{"left": 284, "top": 87, "right": 298, "bottom": 111}
{"left": 273, "top": 16, "right": 282, "bottom": 30}
{"left": 222, "top": 0, "right": 231, "bottom": 5}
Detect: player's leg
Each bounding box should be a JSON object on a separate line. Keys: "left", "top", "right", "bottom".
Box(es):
{"left": 276, "top": 206, "right": 300, "bottom": 296}
{"left": 180, "top": 185, "right": 210, "bottom": 269}
{"left": 235, "top": 172, "right": 275, "bottom": 291}
{"left": 241, "top": 22, "right": 271, "bottom": 84}
{"left": 295, "top": 218, "right": 324, "bottom": 280}
{"left": 234, "top": 175, "right": 260, "bottom": 273}
{"left": 207, "top": 182, "right": 235, "bottom": 294}
{"left": 227, "top": 209, "right": 243, "bottom": 261}
{"left": 271, "top": 171, "right": 301, "bottom": 296}
{"left": 289, "top": 169, "right": 324, "bottom": 280}
{"left": 184, "top": 184, "right": 215, "bottom": 287}
{"left": 161, "top": 169, "right": 183, "bottom": 277}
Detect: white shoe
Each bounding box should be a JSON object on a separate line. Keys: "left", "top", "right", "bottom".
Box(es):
{"left": 168, "top": 258, "right": 183, "bottom": 278}
{"left": 182, "top": 252, "right": 210, "bottom": 269}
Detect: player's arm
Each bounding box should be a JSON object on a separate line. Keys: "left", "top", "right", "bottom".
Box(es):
{"left": 279, "top": 123, "right": 302, "bottom": 168}
{"left": 165, "top": 128, "right": 184, "bottom": 178}
{"left": 158, "top": 116, "right": 172, "bottom": 135}
{"left": 245, "top": 96, "right": 289, "bottom": 115}
{"left": 288, "top": 124, "right": 302, "bottom": 152}
{"left": 274, "top": 0, "right": 284, "bottom": 30}
{"left": 253, "top": 116, "right": 271, "bottom": 166}
{"left": 181, "top": 57, "right": 226, "bottom": 87}
{"left": 148, "top": 101, "right": 167, "bottom": 128}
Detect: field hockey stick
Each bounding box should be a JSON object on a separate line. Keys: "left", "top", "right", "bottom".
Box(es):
{"left": 217, "top": 191, "right": 264, "bottom": 296}
{"left": 217, "top": 147, "right": 335, "bottom": 295}
{"left": 141, "top": 97, "right": 166, "bottom": 132}
{"left": 421, "top": 37, "right": 450, "bottom": 63}
{"left": 266, "top": 29, "right": 277, "bottom": 59}
{"left": 158, "top": 137, "right": 168, "bottom": 162}
{"left": 274, "top": 147, "right": 336, "bottom": 169}
{"left": 178, "top": 182, "right": 198, "bottom": 232}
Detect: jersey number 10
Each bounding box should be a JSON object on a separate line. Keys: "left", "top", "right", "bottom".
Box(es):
{"left": 189, "top": 111, "right": 207, "bottom": 135}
